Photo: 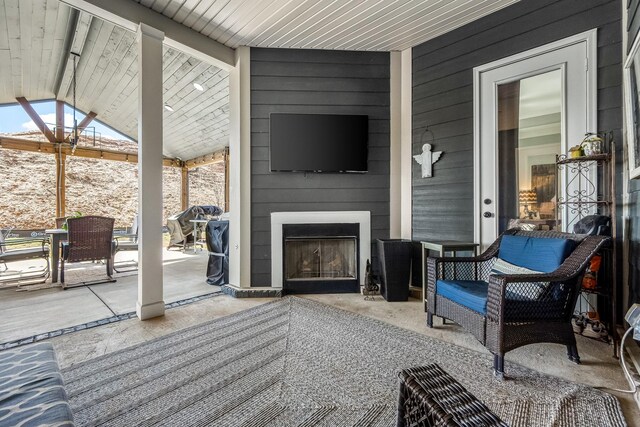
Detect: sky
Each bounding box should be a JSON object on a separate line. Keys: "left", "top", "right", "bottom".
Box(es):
{"left": 0, "top": 100, "right": 132, "bottom": 141}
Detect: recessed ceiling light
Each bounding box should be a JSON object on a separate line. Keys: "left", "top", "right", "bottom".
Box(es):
{"left": 164, "top": 104, "right": 174, "bottom": 112}
{"left": 193, "top": 82, "right": 204, "bottom": 91}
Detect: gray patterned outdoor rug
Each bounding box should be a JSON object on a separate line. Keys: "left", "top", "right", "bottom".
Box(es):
{"left": 61, "top": 296, "right": 626, "bottom": 426}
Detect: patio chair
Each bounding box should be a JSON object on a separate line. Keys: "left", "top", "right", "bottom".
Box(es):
{"left": 426, "top": 229, "right": 609, "bottom": 378}
{"left": 0, "top": 229, "right": 50, "bottom": 287}
{"left": 61, "top": 216, "right": 116, "bottom": 289}
{"left": 113, "top": 215, "right": 138, "bottom": 273}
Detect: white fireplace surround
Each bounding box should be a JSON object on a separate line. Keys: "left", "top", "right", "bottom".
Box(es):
{"left": 271, "top": 211, "right": 371, "bottom": 288}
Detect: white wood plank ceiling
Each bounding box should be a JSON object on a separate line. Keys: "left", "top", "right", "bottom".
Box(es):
{"left": 133, "top": 0, "right": 520, "bottom": 51}
{"left": 0, "top": 0, "right": 520, "bottom": 159}
{"left": 0, "top": 0, "right": 229, "bottom": 160}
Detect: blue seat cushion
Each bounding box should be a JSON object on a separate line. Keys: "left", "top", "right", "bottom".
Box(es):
{"left": 436, "top": 280, "right": 488, "bottom": 314}
{"left": 0, "top": 343, "right": 74, "bottom": 426}
{"left": 498, "top": 235, "right": 576, "bottom": 273}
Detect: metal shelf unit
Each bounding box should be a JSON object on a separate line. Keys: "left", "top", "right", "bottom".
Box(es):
{"left": 555, "top": 133, "right": 618, "bottom": 356}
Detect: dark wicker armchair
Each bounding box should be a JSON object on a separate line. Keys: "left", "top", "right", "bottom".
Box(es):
{"left": 61, "top": 216, "right": 116, "bottom": 288}
{"left": 426, "top": 229, "right": 609, "bottom": 378}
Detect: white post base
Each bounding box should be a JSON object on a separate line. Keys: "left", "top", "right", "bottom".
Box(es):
{"left": 136, "top": 300, "right": 165, "bottom": 320}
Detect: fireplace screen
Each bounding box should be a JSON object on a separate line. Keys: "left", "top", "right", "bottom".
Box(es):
{"left": 285, "top": 237, "right": 357, "bottom": 281}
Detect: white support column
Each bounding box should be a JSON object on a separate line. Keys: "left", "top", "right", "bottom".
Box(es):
{"left": 228, "top": 46, "right": 252, "bottom": 287}
{"left": 400, "top": 48, "right": 413, "bottom": 240}
{"left": 136, "top": 23, "right": 165, "bottom": 320}
{"left": 390, "top": 48, "right": 413, "bottom": 240}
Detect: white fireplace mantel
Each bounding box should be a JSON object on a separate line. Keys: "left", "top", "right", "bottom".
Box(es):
{"left": 270, "top": 211, "right": 371, "bottom": 289}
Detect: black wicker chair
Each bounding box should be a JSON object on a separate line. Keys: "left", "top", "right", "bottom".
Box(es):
{"left": 61, "top": 216, "right": 116, "bottom": 289}
{"left": 426, "top": 229, "right": 609, "bottom": 378}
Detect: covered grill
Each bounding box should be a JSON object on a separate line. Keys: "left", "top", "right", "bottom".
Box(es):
{"left": 166, "top": 205, "right": 222, "bottom": 249}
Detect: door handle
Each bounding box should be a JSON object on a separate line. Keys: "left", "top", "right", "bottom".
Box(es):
{"left": 483, "top": 212, "right": 493, "bottom": 218}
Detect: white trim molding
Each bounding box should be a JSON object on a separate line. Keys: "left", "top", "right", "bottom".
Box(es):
{"left": 270, "top": 211, "right": 371, "bottom": 289}
{"left": 624, "top": 23, "right": 640, "bottom": 179}
{"left": 621, "top": 0, "right": 631, "bottom": 314}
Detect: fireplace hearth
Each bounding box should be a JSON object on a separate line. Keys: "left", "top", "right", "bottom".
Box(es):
{"left": 270, "top": 211, "right": 371, "bottom": 291}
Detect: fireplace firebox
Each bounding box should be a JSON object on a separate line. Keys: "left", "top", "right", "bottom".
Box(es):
{"left": 282, "top": 223, "right": 360, "bottom": 294}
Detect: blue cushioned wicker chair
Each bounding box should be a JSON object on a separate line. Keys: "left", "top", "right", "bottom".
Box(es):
{"left": 426, "top": 229, "right": 609, "bottom": 378}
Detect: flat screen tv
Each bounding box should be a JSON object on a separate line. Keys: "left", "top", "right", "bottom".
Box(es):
{"left": 269, "top": 113, "right": 368, "bottom": 173}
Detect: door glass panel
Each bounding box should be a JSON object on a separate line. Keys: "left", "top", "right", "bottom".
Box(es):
{"left": 497, "top": 70, "right": 562, "bottom": 233}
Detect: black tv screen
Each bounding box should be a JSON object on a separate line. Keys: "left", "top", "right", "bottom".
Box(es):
{"left": 269, "top": 113, "right": 368, "bottom": 172}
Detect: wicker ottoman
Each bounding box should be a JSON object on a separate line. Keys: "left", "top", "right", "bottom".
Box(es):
{"left": 397, "top": 364, "right": 506, "bottom": 427}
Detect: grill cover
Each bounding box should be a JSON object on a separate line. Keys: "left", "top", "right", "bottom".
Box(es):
{"left": 166, "top": 206, "right": 222, "bottom": 248}
{"left": 206, "top": 220, "right": 229, "bottom": 285}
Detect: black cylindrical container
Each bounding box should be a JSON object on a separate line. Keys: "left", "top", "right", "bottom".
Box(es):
{"left": 376, "top": 239, "right": 412, "bottom": 302}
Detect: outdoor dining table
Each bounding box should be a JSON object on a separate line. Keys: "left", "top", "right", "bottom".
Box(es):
{"left": 44, "top": 229, "right": 66, "bottom": 283}
{"left": 45, "top": 228, "right": 132, "bottom": 283}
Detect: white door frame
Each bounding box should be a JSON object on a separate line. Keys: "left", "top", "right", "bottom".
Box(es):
{"left": 473, "top": 29, "right": 598, "bottom": 246}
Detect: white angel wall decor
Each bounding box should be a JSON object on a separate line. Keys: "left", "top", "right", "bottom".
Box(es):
{"left": 414, "top": 143, "right": 443, "bottom": 178}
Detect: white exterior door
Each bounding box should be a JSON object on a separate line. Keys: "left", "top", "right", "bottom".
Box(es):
{"left": 474, "top": 31, "right": 597, "bottom": 249}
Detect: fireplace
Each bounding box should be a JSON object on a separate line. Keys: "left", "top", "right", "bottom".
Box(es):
{"left": 283, "top": 224, "right": 359, "bottom": 294}
{"left": 270, "top": 211, "right": 371, "bottom": 292}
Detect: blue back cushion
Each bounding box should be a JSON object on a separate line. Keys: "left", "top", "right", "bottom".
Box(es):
{"left": 498, "top": 235, "right": 576, "bottom": 273}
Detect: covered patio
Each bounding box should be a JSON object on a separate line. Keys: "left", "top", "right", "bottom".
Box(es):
{"left": 2, "top": 0, "right": 640, "bottom": 426}
{"left": 0, "top": 0, "right": 236, "bottom": 323}
{"left": 0, "top": 248, "right": 219, "bottom": 347}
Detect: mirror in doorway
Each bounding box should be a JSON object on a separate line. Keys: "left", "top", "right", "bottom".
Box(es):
{"left": 498, "top": 69, "right": 561, "bottom": 232}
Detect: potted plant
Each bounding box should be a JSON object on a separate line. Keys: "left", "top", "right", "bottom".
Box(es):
{"left": 62, "top": 211, "right": 83, "bottom": 230}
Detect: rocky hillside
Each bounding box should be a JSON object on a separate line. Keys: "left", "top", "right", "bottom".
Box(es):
{"left": 0, "top": 131, "right": 225, "bottom": 230}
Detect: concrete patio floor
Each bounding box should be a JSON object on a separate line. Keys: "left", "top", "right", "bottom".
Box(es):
{"left": 0, "top": 248, "right": 219, "bottom": 344}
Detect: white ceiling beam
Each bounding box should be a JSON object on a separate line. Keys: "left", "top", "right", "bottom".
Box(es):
{"left": 53, "top": 6, "right": 80, "bottom": 98}
{"left": 60, "top": 0, "right": 235, "bottom": 70}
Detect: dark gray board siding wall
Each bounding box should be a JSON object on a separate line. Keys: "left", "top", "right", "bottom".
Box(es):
{"left": 628, "top": 0, "right": 640, "bottom": 307}
{"left": 411, "top": 0, "right": 623, "bottom": 262}
{"left": 250, "top": 48, "right": 390, "bottom": 287}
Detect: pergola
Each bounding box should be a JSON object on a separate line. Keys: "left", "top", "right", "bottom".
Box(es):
{"left": 0, "top": 0, "right": 231, "bottom": 218}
